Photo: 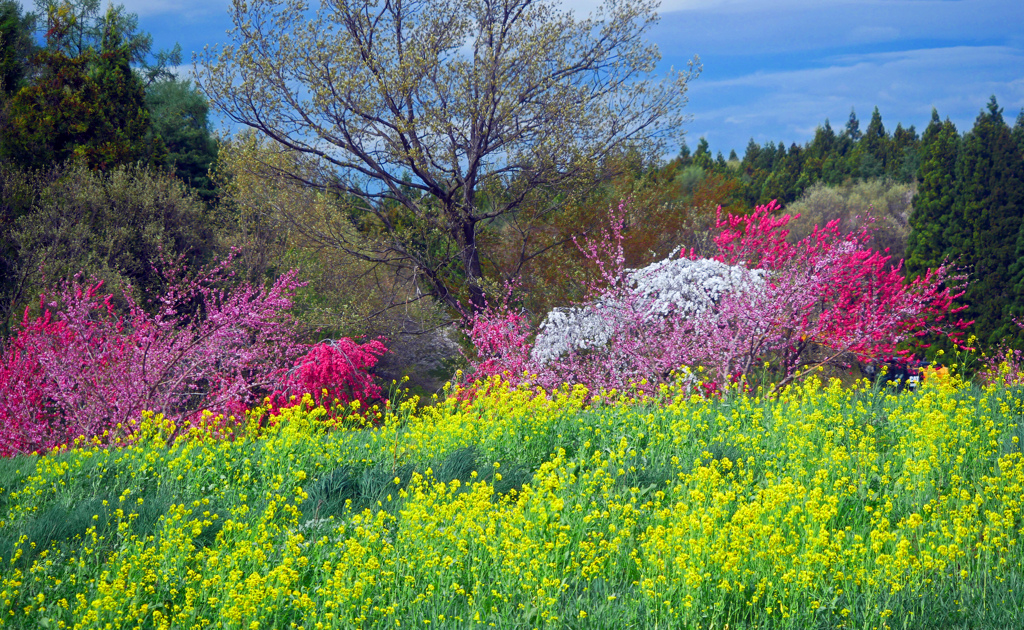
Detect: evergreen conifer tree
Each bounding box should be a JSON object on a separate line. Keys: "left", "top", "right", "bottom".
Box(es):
{"left": 804, "top": 120, "right": 836, "bottom": 184}
{"left": 857, "top": 106, "right": 889, "bottom": 178}
{"left": 906, "top": 115, "right": 959, "bottom": 279}
{"left": 676, "top": 141, "right": 692, "bottom": 166}
{"left": 953, "top": 96, "right": 1024, "bottom": 346}
{"left": 1013, "top": 109, "right": 1024, "bottom": 157}
{"left": 146, "top": 78, "right": 219, "bottom": 203}
{"left": 844, "top": 108, "right": 862, "bottom": 141}
{"left": 693, "top": 137, "right": 713, "bottom": 170}
{"left": 0, "top": 0, "right": 34, "bottom": 98}
{"left": 742, "top": 138, "right": 760, "bottom": 166}
{"left": 891, "top": 122, "right": 920, "bottom": 183}
{"left": 1007, "top": 108, "right": 1024, "bottom": 329}
{"left": 1, "top": 4, "right": 153, "bottom": 170}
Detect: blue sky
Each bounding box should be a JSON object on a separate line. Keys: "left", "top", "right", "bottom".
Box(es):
{"left": 28, "top": 0, "right": 1024, "bottom": 158}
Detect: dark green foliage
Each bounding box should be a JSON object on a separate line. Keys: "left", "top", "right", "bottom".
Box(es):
{"left": 732, "top": 110, "right": 883, "bottom": 202}
{"left": 953, "top": 97, "right": 1024, "bottom": 347}
{"left": 1014, "top": 109, "right": 1024, "bottom": 163}
{"left": 676, "top": 141, "right": 691, "bottom": 165}
{"left": 692, "top": 137, "right": 713, "bottom": 170}
{"left": 742, "top": 138, "right": 760, "bottom": 165}
{"left": 147, "top": 78, "right": 219, "bottom": 204}
{"left": 0, "top": 160, "right": 221, "bottom": 336}
{"left": 0, "top": 4, "right": 153, "bottom": 171}
{"left": 760, "top": 143, "right": 804, "bottom": 205}
{"left": 844, "top": 108, "right": 862, "bottom": 141}
{"left": 891, "top": 123, "right": 920, "bottom": 183}
{"left": 0, "top": 163, "right": 37, "bottom": 335}
{"left": 905, "top": 114, "right": 960, "bottom": 279}
{"left": 857, "top": 107, "right": 890, "bottom": 178}
{"left": 0, "top": 0, "right": 34, "bottom": 98}
{"left": 904, "top": 100, "right": 1024, "bottom": 354}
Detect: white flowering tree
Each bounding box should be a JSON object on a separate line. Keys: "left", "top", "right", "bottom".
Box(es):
{"left": 531, "top": 257, "right": 763, "bottom": 364}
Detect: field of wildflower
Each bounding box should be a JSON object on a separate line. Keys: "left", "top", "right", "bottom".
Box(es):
{"left": 1, "top": 371, "right": 1023, "bottom": 629}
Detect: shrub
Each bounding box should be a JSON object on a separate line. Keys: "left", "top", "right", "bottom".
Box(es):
{"left": 270, "top": 338, "right": 389, "bottom": 420}
{"left": 0, "top": 256, "right": 305, "bottom": 455}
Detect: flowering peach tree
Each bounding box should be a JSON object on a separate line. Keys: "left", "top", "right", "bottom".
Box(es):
{"left": 0, "top": 256, "right": 390, "bottom": 455}
{"left": 269, "top": 337, "right": 388, "bottom": 419}
{"left": 466, "top": 200, "right": 966, "bottom": 395}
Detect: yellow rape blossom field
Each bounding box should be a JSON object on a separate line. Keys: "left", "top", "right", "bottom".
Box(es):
{"left": 1, "top": 372, "right": 1023, "bottom": 629}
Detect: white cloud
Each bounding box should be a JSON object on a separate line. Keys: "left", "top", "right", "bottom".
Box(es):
{"left": 685, "top": 45, "right": 1024, "bottom": 151}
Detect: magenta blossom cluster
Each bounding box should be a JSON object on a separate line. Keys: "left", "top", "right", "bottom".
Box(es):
{"left": 0, "top": 256, "right": 389, "bottom": 455}
{"left": 0, "top": 257, "right": 307, "bottom": 455}
{"left": 269, "top": 337, "right": 388, "bottom": 418}
{"left": 464, "top": 200, "right": 967, "bottom": 396}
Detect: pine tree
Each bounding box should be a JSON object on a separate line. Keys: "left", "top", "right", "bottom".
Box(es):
{"left": 1, "top": 4, "right": 153, "bottom": 170}
{"left": 741, "top": 138, "right": 760, "bottom": 166}
{"left": 1013, "top": 109, "right": 1024, "bottom": 158}
{"left": 953, "top": 96, "right": 1024, "bottom": 346}
{"left": 1008, "top": 108, "right": 1024, "bottom": 331}
{"left": 676, "top": 141, "right": 692, "bottom": 167}
{"left": 891, "top": 122, "right": 920, "bottom": 183}
{"left": 147, "top": 78, "right": 219, "bottom": 203}
{"left": 740, "top": 138, "right": 765, "bottom": 206}
{"left": 906, "top": 115, "right": 959, "bottom": 279}
{"left": 693, "top": 137, "right": 713, "bottom": 170}
{"left": 857, "top": 106, "right": 889, "bottom": 178}
{"left": 761, "top": 143, "right": 804, "bottom": 205}
{"left": 844, "top": 108, "right": 862, "bottom": 142}
{"left": 0, "top": 0, "right": 34, "bottom": 98}
{"left": 804, "top": 120, "right": 836, "bottom": 184}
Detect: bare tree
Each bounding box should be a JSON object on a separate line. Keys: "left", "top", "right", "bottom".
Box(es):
{"left": 197, "top": 0, "right": 698, "bottom": 313}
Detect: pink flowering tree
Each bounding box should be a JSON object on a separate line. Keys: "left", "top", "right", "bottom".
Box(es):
{"left": 466, "top": 200, "right": 967, "bottom": 396}
{"left": 695, "top": 201, "right": 967, "bottom": 389}
{"left": 0, "top": 256, "right": 307, "bottom": 455}
{"left": 465, "top": 300, "right": 532, "bottom": 382}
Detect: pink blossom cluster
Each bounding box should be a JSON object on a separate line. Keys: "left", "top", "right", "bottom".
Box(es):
{"left": 465, "top": 200, "right": 967, "bottom": 396}
{"left": 0, "top": 256, "right": 389, "bottom": 455}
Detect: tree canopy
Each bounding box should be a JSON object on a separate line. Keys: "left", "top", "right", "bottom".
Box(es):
{"left": 0, "top": 2, "right": 153, "bottom": 170}
{"left": 197, "top": 0, "right": 698, "bottom": 312}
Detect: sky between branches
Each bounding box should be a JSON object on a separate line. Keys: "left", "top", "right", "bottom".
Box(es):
{"left": 28, "top": 0, "right": 1024, "bottom": 157}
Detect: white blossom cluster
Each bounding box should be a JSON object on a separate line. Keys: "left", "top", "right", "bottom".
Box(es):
{"left": 531, "top": 257, "right": 764, "bottom": 364}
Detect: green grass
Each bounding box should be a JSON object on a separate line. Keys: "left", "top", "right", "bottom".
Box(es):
{"left": 0, "top": 376, "right": 1022, "bottom": 629}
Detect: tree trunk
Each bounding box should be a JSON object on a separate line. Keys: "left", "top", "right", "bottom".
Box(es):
{"left": 459, "top": 215, "right": 487, "bottom": 314}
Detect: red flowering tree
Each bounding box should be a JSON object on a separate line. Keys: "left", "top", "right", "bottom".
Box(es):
{"left": 270, "top": 338, "right": 388, "bottom": 418}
